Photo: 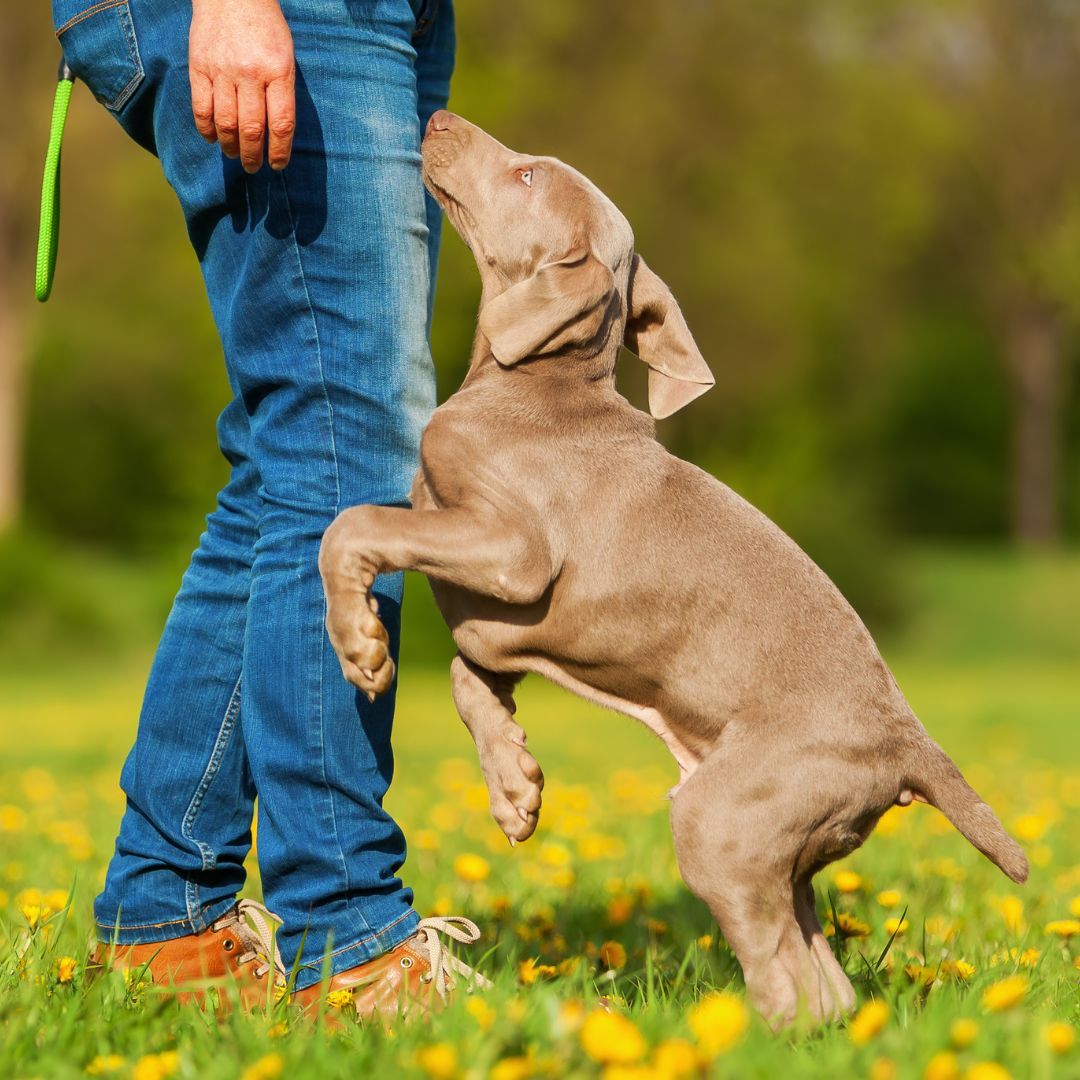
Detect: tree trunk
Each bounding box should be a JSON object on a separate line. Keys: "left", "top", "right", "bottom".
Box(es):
{"left": 1004, "top": 305, "right": 1064, "bottom": 545}
{"left": 0, "top": 255, "right": 24, "bottom": 533}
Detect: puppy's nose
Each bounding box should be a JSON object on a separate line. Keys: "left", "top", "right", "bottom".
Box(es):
{"left": 427, "top": 110, "right": 455, "bottom": 135}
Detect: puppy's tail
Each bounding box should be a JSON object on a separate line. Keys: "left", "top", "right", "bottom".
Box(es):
{"left": 904, "top": 736, "right": 1028, "bottom": 884}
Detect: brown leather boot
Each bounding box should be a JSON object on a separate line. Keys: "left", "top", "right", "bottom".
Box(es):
{"left": 292, "top": 915, "right": 491, "bottom": 1026}
{"left": 89, "top": 899, "right": 284, "bottom": 1012}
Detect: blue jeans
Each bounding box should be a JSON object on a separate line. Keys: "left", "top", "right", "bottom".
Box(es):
{"left": 53, "top": 0, "right": 454, "bottom": 988}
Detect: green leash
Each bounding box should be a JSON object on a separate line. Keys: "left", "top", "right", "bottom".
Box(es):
{"left": 35, "top": 58, "right": 76, "bottom": 303}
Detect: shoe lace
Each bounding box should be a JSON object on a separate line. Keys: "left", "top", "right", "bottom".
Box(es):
{"left": 413, "top": 916, "right": 492, "bottom": 997}
{"left": 212, "top": 899, "right": 285, "bottom": 982}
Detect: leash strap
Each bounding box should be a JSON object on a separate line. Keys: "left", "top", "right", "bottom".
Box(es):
{"left": 35, "top": 58, "right": 76, "bottom": 303}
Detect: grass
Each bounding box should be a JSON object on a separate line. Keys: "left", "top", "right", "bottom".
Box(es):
{"left": 0, "top": 548, "right": 1077, "bottom": 1079}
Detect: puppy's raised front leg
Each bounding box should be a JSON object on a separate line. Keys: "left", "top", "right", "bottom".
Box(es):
{"left": 451, "top": 654, "right": 543, "bottom": 843}
{"left": 318, "top": 505, "right": 557, "bottom": 699}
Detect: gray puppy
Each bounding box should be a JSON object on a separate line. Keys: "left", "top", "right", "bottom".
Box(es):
{"left": 318, "top": 112, "right": 1027, "bottom": 1028}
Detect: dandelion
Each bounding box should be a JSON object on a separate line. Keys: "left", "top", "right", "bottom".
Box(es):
{"left": 240, "top": 1053, "right": 284, "bottom": 1080}
{"left": 696, "top": 934, "right": 713, "bottom": 949}
{"left": 453, "top": 853, "right": 490, "bottom": 883}
{"left": 518, "top": 957, "right": 557, "bottom": 985}
{"left": 884, "top": 917, "right": 909, "bottom": 936}
{"left": 687, "top": 991, "right": 748, "bottom": 1056}
{"left": 997, "top": 896, "right": 1025, "bottom": 936}
{"left": 825, "top": 913, "right": 870, "bottom": 939}
{"left": 466, "top": 996, "right": 496, "bottom": 1031}
{"left": 490, "top": 1057, "right": 534, "bottom": 1080}
{"left": 606, "top": 896, "right": 634, "bottom": 926}
{"left": 965, "top": 1063, "right": 1011, "bottom": 1080}
{"left": 923, "top": 1052, "right": 960, "bottom": 1080}
{"left": 85, "top": 1055, "right": 126, "bottom": 1075}
{"left": 904, "top": 963, "right": 936, "bottom": 988}
{"left": 267, "top": 1022, "right": 288, "bottom": 1039}
{"left": 834, "top": 869, "right": 862, "bottom": 893}
{"left": 1044, "top": 919, "right": 1080, "bottom": 938}
{"left": 877, "top": 889, "right": 901, "bottom": 909}
{"left": 1070, "top": 896, "right": 1080, "bottom": 918}
{"left": 580, "top": 1009, "right": 647, "bottom": 1065}
{"left": 0, "top": 805, "right": 27, "bottom": 832}
{"left": 652, "top": 1039, "right": 696, "bottom": 1077}
{"left": 131, "top": 1051, "right": 180, "bottom": 1080}
{"left": 599, "top": 941, "right": 628, "bottom": 969}
{"left": 981, "top": 975, "right": 1027, "bottom": 1012}
{"left": 326, "top": 988, "right": 354, "bottom": 1009}
{"left": 940, "top": 959, "right": 976, "bottom": 981}
{"left": 1011, "top": 813, "right": 1047, "bottom": 842}
{"left": 550, "top": 867, "right": 575, "bottom": 889}
{"left": 555, "top": 999, "right": 585, "bottom": 1035}
{"left": 848, "top": 1000, "right": 889, "bottom": 1045}
{"left": 414, "top": 829, "right": 439, "bottom": 852}
{"left": 1044, "top": 1022, "right": 1075, "bottom": 1054}
{"left": 20, "top": 903, "right": 42, "bottom": 930}
{"left": 870, "top": 1058, "right": 897, "bottom": 1080}
{"left": 949, "top": 1018, "right": 978, "bottom": 1049}
{"left": 56, "top": 956, "right": 77, "bottom": 983}
{"left": 416, "top": 1043, "right": 458, "bottom": 1080}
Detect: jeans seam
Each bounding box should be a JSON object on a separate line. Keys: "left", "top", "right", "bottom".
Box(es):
{"left": 180, "top": 673, "right": 243, "bottom": 922}
{"left": 275, "top": 169, "right": 356, "bottom": 918}
{"left": 55, "top": 0, "right": 126, "bottom": 36}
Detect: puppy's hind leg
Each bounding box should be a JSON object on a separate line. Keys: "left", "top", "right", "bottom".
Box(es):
{"left": 450, "top": 653, "right": 544, "bottom": 844}
{"left": 670, "top": 741, "right": 855, "bottom": 1029}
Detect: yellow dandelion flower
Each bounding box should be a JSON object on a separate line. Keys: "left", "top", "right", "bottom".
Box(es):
{"left": 416, "top": 1043, "right": 458, "bottom": 1080}
{"left": 981, "top": 975, "right": 1027, "bottom": 1012}
{"left": 20, "top": 903, "right": 42, "bottom": 930}
{"left": 558, "top": 956, "right": 582, "bottom": 977}
{"left": 578, "top": 834, "right": 626, "bottom": 861}
{"left": 518, "top": 957, "right": 557, "bottom": 985}
{"left": 414, "top": 829, "right": 439, "bottom": 852}
{"left": 131, "top": 1051, "right": 180, "bottom": 1080}
{"left": 85, "top": 1055, "right": 126, "bottom": 1075}
{"left": 267, "top": 1022, "right": 288, "bottom": 1039}
{"left": 0, "top": 806, "right": 27, "bottom": 833}
{"left": 599, "top": 941, "right": 628, "bottom": 969}
{"left": 22, "top": 768, "right": 57, "bottom": 803}
{"left": 652, "top": 1038, "right": 696, "bottom": 1077}
{"left": 240, "top": 1053, "right": 284, "bottom": 1080}
{"left": 884, "top": 917, "right": 909, "bottom": 936}
{"left": 453, "top": 853, "right": 490, "bottom": 883}
{"left": 904, "top": 963, "right": 936, "bottom": 988}
{"left": 466, "top": 996, "right": 496, "bottom": 1031}
{"left": 876, "top": 889, "right": 901, "bottom": 909}
{"left": 490, "top": 1057, "right": 534, "bottom": 1080}
{"left": 1017, "top": 948, "right": 1040, "bottom": 968}
{"left": 848, "top": 1000, "right": 889, "bottom": 1045}
{"left": 1069, "top": 896, "right": 1080, "bottom": 918}
{"left": 1011, "top": 813, "right": 1047, "bottom": 842}
{"left": 44, "top": 888, "right": 69, "bottom": 912}
{"left": 833, "top": 869, "right": 862, "bottom": 893}
{"left": 1044, "top": 1021, "right": 1075, "bottom": 1055}
{"left": 555, "top": 999, "right": 585, "bottom": 1035}
{"left": 998, "top": 896, "right": 1025, "bottom": 935}
{"left": 581, "top": 1009, "right": 647, "bottom": 1065}
{"left": 687, "top": 991, "right": 748, "bottom": 1056}
{"left": 325, "top": 988, "right": 355, "bottom": 1009}
{"left": 538, "top": 842, "right": 572, "bottom": 868}
{"left": 606, "top": 896, "right": 634, "bottom": 926}
{"left": 825, "top": 913, "right": 871, "bottom": 939}
{"left": 56, "top": 956, "right": 77, "bottom": 983}
{"left": 1044, "top": 919, "right": 1080, "bottom": 938}
{"left": 941, "top": 959, "right": 976, "bottom": 981}
{"left": 925, "top": 916, "right": 958, "bottom": 942}
{"left": 601, "top": 1068, "right": 662, "bottom": 1080}
{"left": 550, "top": 867, "right": 575, "bottom": 889}
{"left": 870, "top": 1058, "right": 897, "bottom": 1080}
{"left": 923, "top": 1051, "right": 960, "bottom": 1080}
{"left": 696, "top": 934, "right": 713, "bottom": 950}
{"left": 964, "top": 1063, "right": 1011, "bottom": 1080}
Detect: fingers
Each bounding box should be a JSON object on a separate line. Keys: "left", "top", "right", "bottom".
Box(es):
{"left": 214, "top": 81, "right": 240, "bottom": 159}
{"left": 236, "top": 79, "right": 266, "bottom": 173}
{"left": 190, "top": 68, "right": 216, "bottom": 142}
{"left": 265, "top": 73, "right": 296, "bottom": 170}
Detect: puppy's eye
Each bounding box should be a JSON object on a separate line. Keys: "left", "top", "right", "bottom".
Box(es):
{"left": 518, "top": 168, "right": 533, "bottom": 188}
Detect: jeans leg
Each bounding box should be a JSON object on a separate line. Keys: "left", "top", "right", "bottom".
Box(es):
{"left": 94, "top": 398, "right": 259, "bottom": 941}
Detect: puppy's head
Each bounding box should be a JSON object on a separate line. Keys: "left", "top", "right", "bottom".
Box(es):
{"left": 421, "top": 112, "right": 713, "bottom": 418}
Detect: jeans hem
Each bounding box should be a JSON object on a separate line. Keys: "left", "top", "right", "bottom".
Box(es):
{"left": 290, "top": 907, "right": 421, "bottom": 990}
{"left": 93, "top": 895, "right": 238, "bottom": 945}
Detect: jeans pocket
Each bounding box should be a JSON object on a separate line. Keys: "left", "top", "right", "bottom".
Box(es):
{"left": 53, "top": 0, "right": 144, "bottom": 112}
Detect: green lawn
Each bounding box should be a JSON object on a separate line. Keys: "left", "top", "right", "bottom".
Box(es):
{"left": 0, "top": 550, "right": 1077, "bottom": 1078}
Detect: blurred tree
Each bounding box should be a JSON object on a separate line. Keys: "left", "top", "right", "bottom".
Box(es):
{"left": 0, "top": 9, "right": 55, "bottom": 530}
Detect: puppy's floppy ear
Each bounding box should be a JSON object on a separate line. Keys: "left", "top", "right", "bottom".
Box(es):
{"left": 624, "top": 254, "right": 714, "bottom": 419}
{"left": 479, "top": 249, "right": 616, "bottom": 366}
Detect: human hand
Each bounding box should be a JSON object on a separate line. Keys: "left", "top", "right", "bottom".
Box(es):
{"left": 188, "top": 0, "right": 296, "bottom": 172}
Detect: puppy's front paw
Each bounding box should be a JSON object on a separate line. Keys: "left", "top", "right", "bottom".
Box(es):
{"left": 483, "top": 737, "right": 544, "bottom": 845}
{"left": 325, "top": 565, "right": 394, "bottom": 701}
